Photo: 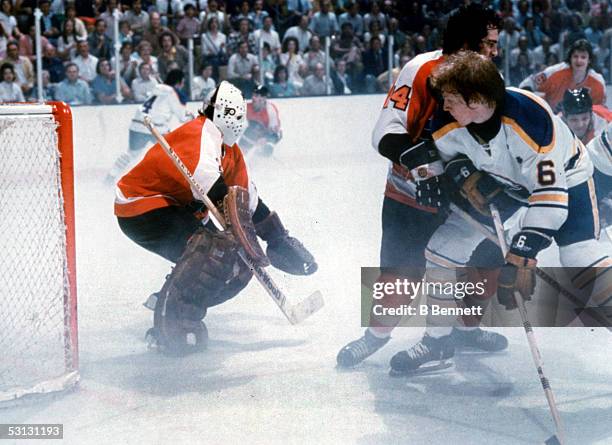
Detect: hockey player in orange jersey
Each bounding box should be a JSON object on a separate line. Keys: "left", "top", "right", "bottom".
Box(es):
{"left": 520, "top": 39, "right": 606, "bottom": 113}
{"left": 114, "top": 81, "right": 317, "bottom": 355}
{"left": 238, "top": 85, "right": 282, "bottom": 157}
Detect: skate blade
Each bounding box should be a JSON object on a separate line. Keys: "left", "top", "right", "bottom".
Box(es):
{"left": 389, "top": 360, "right": 453, "bottom": 377}
{"left": 287, "top": 291, "right": 324, "bottom": 324}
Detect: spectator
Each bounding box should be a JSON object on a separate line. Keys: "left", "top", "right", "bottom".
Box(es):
{"left": 363, "top": 19, "right": 385, "bottom": 47}
{"left": 304, "top": 35, "right": 325, "bottom": 74}
{"left": 269, "top": 64, "right": 296, "bottom": 97}
{"left": 226, "top": 40, "right": 258, "bottom": 98}
{"left": 108, "top": 21, "right": 128, "bottom": 46}
{"left": 533, "top": 36, "right": 556, "bottom": 71}
{"left": 199, "top": 0, "right": 228, "bottom": 32}
{"left": 201, "top": 16, "right": 227, "bottom": 77}
{"left": 300, "top": 62, "right": 332, "bottom": 96}
{"left": 362, "top": 36, "right": 387, "bottom": 92}
{"left": 520, "top": 39, "right": 607, "bottom": 112}
{"left": 88, "top": 19, "right": 113, "bottom": 59}
{"left": 0, "top": 19, "right": 8, "bottom": 59}
{"left": 259, "top": 42, "right": 278, "bottom": 83}
{"left": 283, "top": 14, "right": 311, "bottom": 55}
{"left": 270, "top": 0, "right": 293, "bottom": 37}
{"left": 176, "top": 4, "right": 201, "bottom": 45}
{"left": 498, "top": 17, "right": 520, "bottom": 57}
{"left": 64, "top": 4, "right": 87, "bottom": 40}
{"left": 191, "top": 63, "right": 216, "bottom": 99}
{"left": 511, "top": 52, "right": 533, "bottom": 85}
{"left": 510, "top": 36, "right": 534, "bottom": 71}
{"left": 254, "top": 15, "right": 281, "bottom": 54}
{"left": 0, "top": 62, "right": 24, "bottom": 102}
{"left": 124, "top": 0, "right": 149, "bottom": 36}
{"left": 1, "top": 40, "right": 33, "bottom": 95}
{"left": 522, "top": 16, "right": 543, "bottom": 49}
{"left": 250, "top": 0, "right": 269, "bottom": 31}
{"left": 309, "top": 0, "right": 339, "bottom": 38}
{"left": 72, "top": 40, "right": 99, "bottom": 84}
{"left": 131, "top": 62, "right": 159, "bottom": 101}
{"left": 387, "top": 18, "right": 407, "bottom": 51}
{"left": 280, "top": 36, "right": 305, "bottom": 89}
{"left": 286, "top": 0, "right": 312, "bottom": 16}
{"left": 100, "top": 0, "right": 122, "bottom": 40}
{"left": 331, "top": 58, "right": 351, "bottom": 94}
{"left": 364, "top": 1, "right": 387, "bottom": 33}
{"left": 227, "top": 18, "right": 257, "bottom": 55}
{"left": 39, "top": 0, "right": 61, "bottom": 43}
{"left": 394, "top": 39, "right": 414, "bottom": 67}
{"left": 91, "top": 58, "right": 132, "bottom": 104}
{"left": 54, "top": 62, "right": 93, "bottom": 105}
{"left": 18, "top": 25, "right": 50, "bottom": 63}
{"left": 132, "top": 40, "right": 160, "bottom": 80}
{"left": 157, "top": 31, "right": 189, "bottom": 80}
{"left": 232, "top": 1, "right": 254, "bottom": 31}
{"left": 57, "top": 18, "right": 78, "bottom": 60}
{"left": 112, "top": 41, "right": 138, "bottom": 85}
{"left": 42, "top": 44, "right": 64, "bottom": 83}
{"left": 142, "top": 12, "right": 172, "bottom": 56}
{"left": 41, "top": 69, "right": 55, "bottom": 100}
{"left": 338, "top": 2, "right": 364, "bottom": 37}
{"left": 331, "top": 22, "right": 363, "bottom": 85}
{"left": 0, "top": 0, "right": 19, "bottom": 38}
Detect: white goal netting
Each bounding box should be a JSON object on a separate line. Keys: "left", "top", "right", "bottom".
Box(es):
{"left": 0, "top": 106, "right": 78, "bottom": 404}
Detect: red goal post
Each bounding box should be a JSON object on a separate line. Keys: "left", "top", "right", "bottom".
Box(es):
{"left": 0, "top": 102, "right": 78, "bottom": 405}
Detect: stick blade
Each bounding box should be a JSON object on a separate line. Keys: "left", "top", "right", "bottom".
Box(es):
{"left": 544, "top": 435, "right": 562, "bottom": 445}
{"left": 287, "top": 291, "right": 324, "bottom": 324}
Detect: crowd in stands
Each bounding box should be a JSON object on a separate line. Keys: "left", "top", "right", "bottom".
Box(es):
{"left": 0, "top": 0, "right": 610, "bottom": 105}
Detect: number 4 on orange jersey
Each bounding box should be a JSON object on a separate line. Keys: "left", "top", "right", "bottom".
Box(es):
{"left": 383, "top": 85, "right": 411, "bottom": 111}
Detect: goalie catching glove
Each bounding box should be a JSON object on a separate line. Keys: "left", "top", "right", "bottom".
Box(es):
{"left": 255, "top": 212, "right": 317, "bottom": 275}
{"left": 497, "top": 229, "right": 551, "bottom": 310}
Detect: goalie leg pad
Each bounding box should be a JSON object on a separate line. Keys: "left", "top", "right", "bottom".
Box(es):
{"left": 224, "top": 186, "right": 269, "bottom": 267}
{"left": 149, "top": 227, "right": 253, "bottom": 355}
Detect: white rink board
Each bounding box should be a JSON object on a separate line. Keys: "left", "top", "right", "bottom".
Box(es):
{"left": 1, "top": 94, "right": 611, "bottom": 445}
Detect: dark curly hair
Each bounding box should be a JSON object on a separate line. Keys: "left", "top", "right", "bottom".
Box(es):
{"left": 443, "top": 4, "right": 501, "bottom": 55}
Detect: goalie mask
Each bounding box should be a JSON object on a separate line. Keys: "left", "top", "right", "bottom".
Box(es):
{"left": 207, "top": 81, "right": 247, "bottom": 146}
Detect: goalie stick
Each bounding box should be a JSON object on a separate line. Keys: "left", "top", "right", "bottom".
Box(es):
{"left": 450, "top": 203, "right": 612, "bottom": 333}
{"left": 490, "top": 204, "right": 565, "bottom": 445}
{"left": 143, "top": 116, "right": 324, "bottom": 325}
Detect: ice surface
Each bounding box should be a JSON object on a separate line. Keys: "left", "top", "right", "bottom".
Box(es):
{"left": 2, "top": 95, "right": 611, "bottom": 445}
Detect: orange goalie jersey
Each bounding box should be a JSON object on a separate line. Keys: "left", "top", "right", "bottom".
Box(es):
{"left": 114, "top": 116, "right": 256, "bottom": 218}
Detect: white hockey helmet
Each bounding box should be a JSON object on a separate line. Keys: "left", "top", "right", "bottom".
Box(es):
{"left": 206, "top": 81, "right": 247, "bottom": 146}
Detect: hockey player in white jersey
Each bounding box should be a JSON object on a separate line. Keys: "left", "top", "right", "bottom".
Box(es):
{"left": 392, "top": 51, "right": 612, "bottom": 373}
{"left": 105, "top": 69, "right": 193, "bottom": 184}
{"left": 337, "top": 4, "right": 508, "bottom": 371}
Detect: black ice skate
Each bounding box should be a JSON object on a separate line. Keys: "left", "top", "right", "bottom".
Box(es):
{"left": 389, "top": 333, "right": 454, "bottom": 376}
{"left": 451, "top": 327, "right": 508, "bottom": 352}
{"left": 336, "top": 329, "right": 390, "bottom": 368}
{"left": 145, "top": 320, "right": 208, "bottom": 356}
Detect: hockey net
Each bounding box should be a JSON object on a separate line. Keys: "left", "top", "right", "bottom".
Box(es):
{"left": 0, "top": 103, "right": 78, "bottom": 405}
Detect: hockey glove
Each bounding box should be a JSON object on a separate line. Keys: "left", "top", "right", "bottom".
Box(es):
{"left": 255, "top": 212, "right": 317, "bottom": 275}
{"left": 497, "top": 230, "right": 551, "bottom": 310}
{"left": 398, "top": 139, "right": 450, "bottom": 209}
{"left": 446, "top": 157, "right": 502, "bottom": 216}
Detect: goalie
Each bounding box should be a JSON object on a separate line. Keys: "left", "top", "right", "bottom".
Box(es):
{"left": 114, "top": 81, "right": 317, "bottom": 355}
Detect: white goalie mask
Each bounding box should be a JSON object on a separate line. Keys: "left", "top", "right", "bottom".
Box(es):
{"left": 207, "top": 81, "right": 247, "bottom": 146}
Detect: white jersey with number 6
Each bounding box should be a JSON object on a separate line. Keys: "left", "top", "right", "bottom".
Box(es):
{"left": 432, "top": 87, "right": 594, "bottom": 234}
{"left": 129, "top": 84, "right": 191, "bottom": 135}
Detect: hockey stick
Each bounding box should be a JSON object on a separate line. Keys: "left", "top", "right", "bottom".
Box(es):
{"left": 450, "top": 203, "right": 612, "bottom": 332}
{"left": 143, "top": 116, "right": 324, "bottom": 325}
{"left": 489, "top": 204, "right": 565, "bottom": 445}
